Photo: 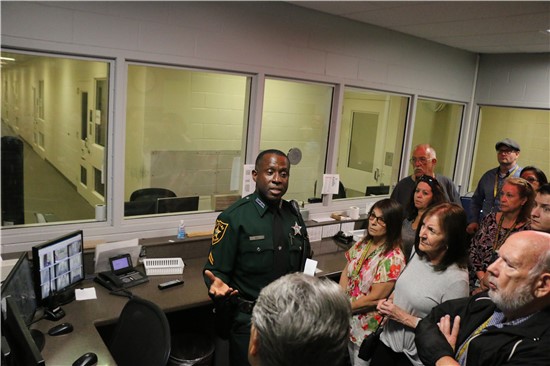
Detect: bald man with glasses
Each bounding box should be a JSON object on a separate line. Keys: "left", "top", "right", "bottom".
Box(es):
{"left": 391, "top": 144, "right": 461, "bottom": 217}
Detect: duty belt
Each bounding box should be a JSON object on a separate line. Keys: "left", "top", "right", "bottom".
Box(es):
{"left": 237, "top": 298, "right": 256, "bottom": 314}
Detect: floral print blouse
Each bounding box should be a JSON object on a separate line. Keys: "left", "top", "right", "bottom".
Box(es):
{"left": 344, "top": 239, "right": 405, "bottom": 345}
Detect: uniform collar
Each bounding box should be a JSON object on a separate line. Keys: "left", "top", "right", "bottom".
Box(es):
{"left": 252, "top": 192, "right": 283, "bottom": 217}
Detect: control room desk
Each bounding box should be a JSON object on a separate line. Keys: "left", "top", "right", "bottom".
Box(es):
{"left": 31, "top": 251, "right": 347, "bottom": 365}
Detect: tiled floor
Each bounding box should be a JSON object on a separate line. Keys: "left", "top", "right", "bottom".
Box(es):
{"left": 2, "top": 122, "right": 94, "bottom": 224}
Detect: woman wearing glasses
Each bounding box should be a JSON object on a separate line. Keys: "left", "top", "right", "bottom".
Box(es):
{"left": 469, "top": 177, "right": 534, "bottom": 294}
{"left": 520, "top": 166, "right": 548, "bottom": 191}
{"left": 371, "top": 203, "right": 469, "bottom": 366}
{"left": 339, "top": 199, "right": 406, "bottom": 366}
{"left": 401, "top": 175, "right": 448, "bottom": 260}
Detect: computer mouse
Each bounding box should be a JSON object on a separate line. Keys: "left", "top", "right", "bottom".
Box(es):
{"left": 48, "top": 322, "right": 74, "bottom": 336}
{"left": 72, "top": 352, "right": 98, "bottom": 366}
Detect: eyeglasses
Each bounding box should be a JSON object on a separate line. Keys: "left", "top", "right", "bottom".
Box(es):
{"left": 523, "top": 177, "right": 538, "bottom": 183}
{"left": 368, "top": 213, "right": 386, "bottom": 226}
{"left": 410, "top": 157, "right": 430, "bottom": 165}
{"left": 497, "top": 149, "right": 516, "bottom": 155}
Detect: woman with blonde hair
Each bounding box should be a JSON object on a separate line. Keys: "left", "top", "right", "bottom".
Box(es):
{"left": 469, "top": 177, "right": 534, "bottom": 294}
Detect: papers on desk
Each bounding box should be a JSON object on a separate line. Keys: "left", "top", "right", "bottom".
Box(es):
{"left": 75, "top": 287, "right": 97, "bottom": 301}
{"left": 303, "top": 258, "right": 318, "bottom": 276}
{"left": 311, "top": 216, "right": 336, "bottom": 223}
{"left": 94, "top": 238, "right": 141, "bottom": 273}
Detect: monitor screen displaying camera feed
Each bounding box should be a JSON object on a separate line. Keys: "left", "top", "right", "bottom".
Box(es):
{"left": 32, "top": 230, "right": 84, "bottom": 306}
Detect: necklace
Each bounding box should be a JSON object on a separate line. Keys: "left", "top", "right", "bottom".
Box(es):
{"left": 493, "top": 214, "right": 517, "bottom": 251}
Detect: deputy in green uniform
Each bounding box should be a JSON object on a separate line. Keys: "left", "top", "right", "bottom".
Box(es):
{"left": 204, "top": 149, "right": 311, "bottom": 366}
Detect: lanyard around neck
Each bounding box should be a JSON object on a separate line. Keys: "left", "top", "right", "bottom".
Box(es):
{"left": 493, "top": 165, "right": 519, "bottom": 198}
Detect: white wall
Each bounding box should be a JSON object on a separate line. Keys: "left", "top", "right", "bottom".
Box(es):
{"left": 475, "top": 53, "right": 550, "bottom": 109}
{"left": 1, "top": 1, "right": 545, "bottom": 251}
{"left": 2, "top": 2, "right": 477, "bottom": 98}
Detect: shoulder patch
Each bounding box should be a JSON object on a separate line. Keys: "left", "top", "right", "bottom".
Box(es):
{"left": 212, "top": 219, "right": 229, "bottom": 245}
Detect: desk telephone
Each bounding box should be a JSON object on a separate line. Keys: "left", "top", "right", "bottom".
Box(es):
{"left": 95, "top": 253, "right": 149, "bottom": 290}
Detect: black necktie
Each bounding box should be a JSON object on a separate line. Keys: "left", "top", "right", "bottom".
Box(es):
{"left": 272, "top": 207, "right": 288, "bottom": 279}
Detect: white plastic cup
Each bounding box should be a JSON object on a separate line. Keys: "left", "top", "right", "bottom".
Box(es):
{"left": 95, "top": 204, "right": 106, "bottom": 221}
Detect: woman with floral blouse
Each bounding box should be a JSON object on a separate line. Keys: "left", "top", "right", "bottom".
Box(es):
{"left": 340, "top": 198, "right": 406, "bottom": 366}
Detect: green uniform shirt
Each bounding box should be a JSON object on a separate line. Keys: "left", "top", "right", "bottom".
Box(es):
{"left": 204, "top": 192, "right": 310, "bottom": 301}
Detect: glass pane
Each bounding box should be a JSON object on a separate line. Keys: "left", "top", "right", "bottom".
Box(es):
{"left": 470, "top": 106, "right": 550, "bottom": 192}
{"left": 1, "top": 50, "right": 109, "bottom": 226}
{"left": 94, "top": 79, "right": 108, "bottom": 147}
{"left": 260, "top": 78, "right": 333, "bottom": 203}
{"left": 337, "top": 89, "right": 408, "bottom": 198}
{"left": 125, "top": 64, "right": 250, "bottom": 217}
{"left": 411, "top": 99, "right": 464, "bottom": 178}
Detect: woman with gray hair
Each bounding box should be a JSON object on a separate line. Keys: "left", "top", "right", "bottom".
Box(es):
{"left": 248, "top": 272, "right": 351, "bottom": 366}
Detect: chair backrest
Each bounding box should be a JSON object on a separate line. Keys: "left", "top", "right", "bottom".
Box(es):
{"left": 460, "top": 195, "right": 475, "bottom": 222}
{"left": 130, "top": 188, "right": 176, "bottom": 202}
{"left": 334, "top": 181, "right": 347, "bottom": 199}
{"left": 109, "top": 297, "right": 171, "bottom": 366}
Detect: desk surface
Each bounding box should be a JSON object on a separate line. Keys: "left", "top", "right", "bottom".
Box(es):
{"left": 32, "top": 252, "right": 346, "bottom": 365}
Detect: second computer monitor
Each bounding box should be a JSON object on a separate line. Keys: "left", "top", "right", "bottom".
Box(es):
{"left": 156, "top": 196, "right": 199, "bottom": 214}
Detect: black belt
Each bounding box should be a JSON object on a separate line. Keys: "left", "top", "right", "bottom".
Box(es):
{"left": 237, "top": 298, "right": 256, "bottom": 314}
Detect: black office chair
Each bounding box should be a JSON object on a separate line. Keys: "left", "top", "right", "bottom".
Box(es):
{"left": 129, "top": 188, "right": 176, "bottom": 202}
{"left": 333, "top": 181, "right": 347, "bottom": 199}
{"left": 109, "top": 297, "right": 171, "bottom": 366}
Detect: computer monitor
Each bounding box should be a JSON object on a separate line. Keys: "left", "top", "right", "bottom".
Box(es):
{"left": 1, "top": 252, "right": 38, "bottom": 326}
{"left": 365, "top": 185, "right": 390, "bottom": 196}
{"left": 124, "top": 200, "right": 157, "bottom": 216}
{"left": 156, "top": 196, "right": 199, "bottom": 214}
{"left": 32, "top": 230, "right": 85, "bottom": 308}
{"left": 1, "top": 296, "right": 45, "bottom": 365}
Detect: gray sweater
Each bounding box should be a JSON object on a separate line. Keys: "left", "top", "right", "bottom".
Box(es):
{"left": 380, "top": 251, "right": 469, "bottom": 366}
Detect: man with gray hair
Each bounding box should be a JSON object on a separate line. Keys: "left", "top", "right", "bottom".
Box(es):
{"left": 391, "top": 143, "right": 461, "bottom": 217}
{"left": 415, "top": 230, "right": 550, "bottom": 366}
{"left": 248, "top": 273, "right": 351, "bottom": 366}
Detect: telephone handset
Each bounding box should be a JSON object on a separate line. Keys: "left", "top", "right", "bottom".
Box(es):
{"left": 97, "top": 271, "right": 125, "bottom": 288}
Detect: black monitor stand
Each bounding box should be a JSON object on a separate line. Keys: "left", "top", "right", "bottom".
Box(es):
{"left": 48, "top": 288, "right": 75, "bottom": 308}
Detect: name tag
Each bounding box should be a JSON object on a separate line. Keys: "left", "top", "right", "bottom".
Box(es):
{"left": 249, "top": 235, "right": 265, "bottom": 241}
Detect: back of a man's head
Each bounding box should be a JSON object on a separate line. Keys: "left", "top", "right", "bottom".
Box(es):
{"left": 249, "top": 273, "right": 351, "bottom": 366}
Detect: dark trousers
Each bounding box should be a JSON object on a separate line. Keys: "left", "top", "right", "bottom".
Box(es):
{"left": 229, "top": 312, "right": 252, "bottom": 366}
{"left": 370, "top": 342, "right": 413, "bottom": 366}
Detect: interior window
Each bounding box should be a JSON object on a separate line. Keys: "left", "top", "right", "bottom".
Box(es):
{"left": 337, "top": 88, "right": 409, "bottom": 198}
{"left": 1, "top": 50, "right": 110, "bottom": 226}
{"left": 411, "top": 99, "right": 464, "bottom": 179}
{"left": 469, "top": 106, "right": 550, "bottom": 192}
{"left": 125, "top": 64, "right": 251, "bottom": 217}
{"left": 259, "top": 78, "right": 333, "bottom": 203}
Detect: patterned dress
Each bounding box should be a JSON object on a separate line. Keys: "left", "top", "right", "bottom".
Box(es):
{"left": 344, "top": 239, "right": 405, "bottom": 345}
{"left": 469, "top": 212, "right": 530, "bottom": 274}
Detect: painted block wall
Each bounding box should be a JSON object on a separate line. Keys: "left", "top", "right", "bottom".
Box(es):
{"left": 2, "top": 1, "right": 548, "bottom": 250}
